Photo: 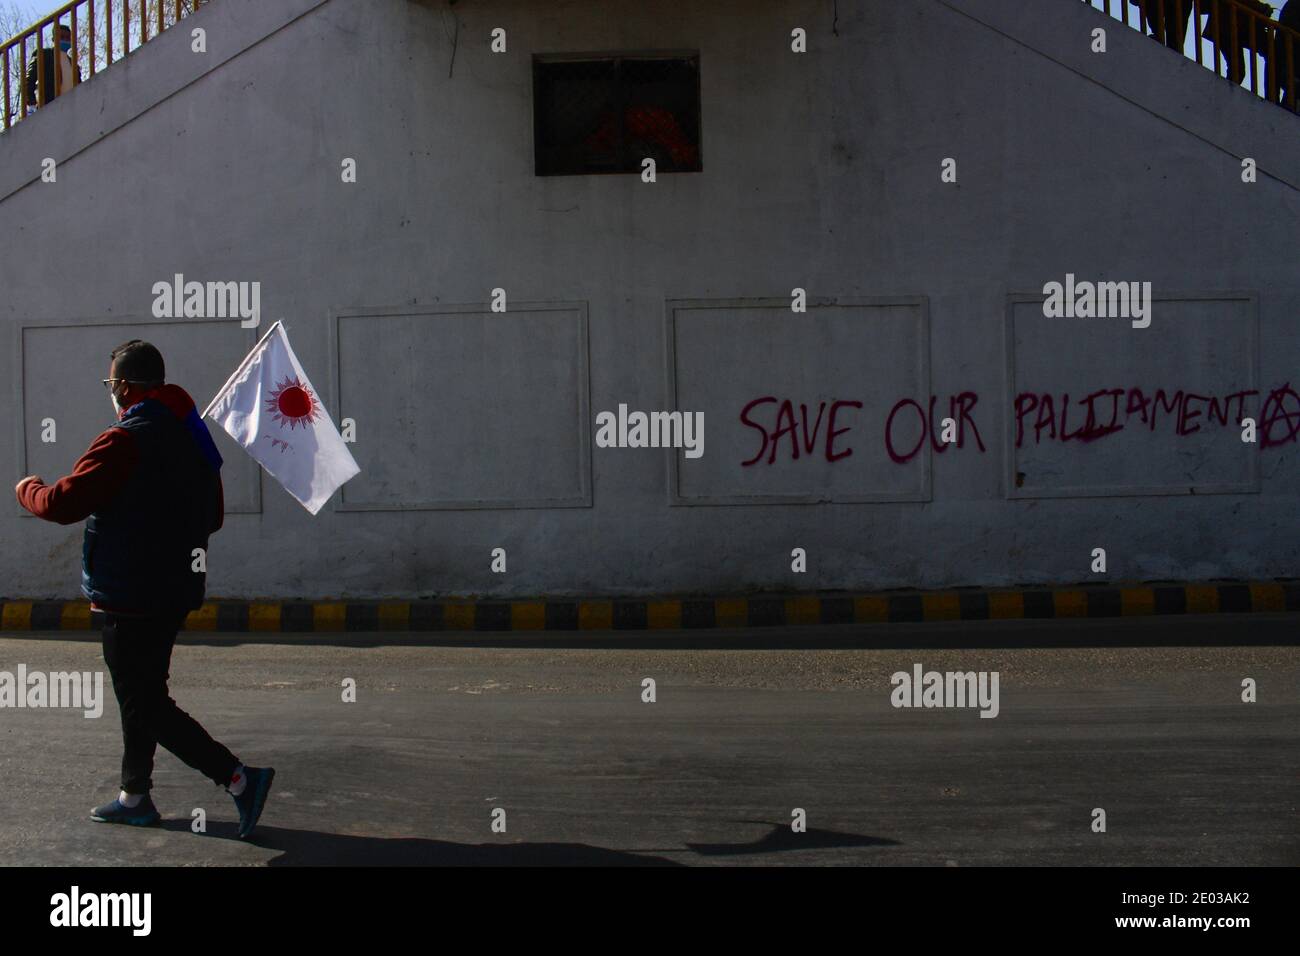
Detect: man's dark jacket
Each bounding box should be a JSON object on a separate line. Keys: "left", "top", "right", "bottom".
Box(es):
{"left": 18, "top": 384, "right": 225, "bottom": 616}
{"left": 24, "top": 47, "right": 81, "bottom": 106}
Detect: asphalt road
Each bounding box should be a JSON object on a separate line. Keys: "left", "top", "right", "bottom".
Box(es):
{"left": 1, "top": 614, "right": 1297, "bottom": 866}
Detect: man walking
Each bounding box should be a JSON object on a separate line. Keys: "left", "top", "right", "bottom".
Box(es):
{"left": 1130, "top": 0, "right": 1196, "bottom": 52}
{"left": 1276, "top": 0, "right": 1300, "bottom": 107}
{"left": 15, "top": 340, "right": 274, "bottom": 838}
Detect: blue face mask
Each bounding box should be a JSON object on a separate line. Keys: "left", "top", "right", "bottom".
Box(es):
{"left": 59, "top": 41, "right": 71, "bottom": 52}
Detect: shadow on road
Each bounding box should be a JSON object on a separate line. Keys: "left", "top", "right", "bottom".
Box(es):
{"left": 164, "top": 819, "right": 682, "bottom": 865}
{"left": 163, "top": 820, "right": 897, "bottom": 865}
{"left": 683, "top": 821, "right": 900, "bottom": 856}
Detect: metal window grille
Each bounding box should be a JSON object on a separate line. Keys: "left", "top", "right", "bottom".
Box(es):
{"left": 533, "top": 53, "right": 702, "bottom": 176}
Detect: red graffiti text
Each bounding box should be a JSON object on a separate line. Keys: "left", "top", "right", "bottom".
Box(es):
{"left": 884, "top": 392, "right": 986, "bottom": 464}
{"left": 739, "top": 397, "right": 862, "bottom": 465}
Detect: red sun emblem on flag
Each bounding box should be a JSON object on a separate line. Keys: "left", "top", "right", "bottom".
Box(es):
{"left": 266, "top": 376, "right": 320, "bottom": 430}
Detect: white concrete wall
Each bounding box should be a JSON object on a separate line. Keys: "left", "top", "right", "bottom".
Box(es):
{"left": 2, "top": 0, "right": 1298, "bottom": 599}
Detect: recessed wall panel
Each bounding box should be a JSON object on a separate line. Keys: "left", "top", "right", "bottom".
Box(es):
{"left": 334, "top": 304, "right": 591, "bottom": 510}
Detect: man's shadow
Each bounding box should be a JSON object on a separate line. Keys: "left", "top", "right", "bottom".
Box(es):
{"left": 162, "top": 820, "right": 898, "bottom": 865}
{"left": 683, "top": 820, "right": 899, "bottom": 856}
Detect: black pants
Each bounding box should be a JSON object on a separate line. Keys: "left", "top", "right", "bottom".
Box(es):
{"left": 1140, "top": 1, "right": 1194, "bottom": 52}
{"left": 101, "top": 610, "right": 240, "bottom": 795}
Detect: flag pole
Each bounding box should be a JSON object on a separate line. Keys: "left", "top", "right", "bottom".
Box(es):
{"left": 201, "top": 320, "right": 283, "bottom": 420}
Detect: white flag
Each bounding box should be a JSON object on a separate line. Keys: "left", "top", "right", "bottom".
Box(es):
{"left": 204, "top": 321, "right": 359, "bottom": 514}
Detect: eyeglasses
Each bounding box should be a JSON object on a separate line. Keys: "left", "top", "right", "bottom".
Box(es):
{"left": 101, "top": 378, "right": 152, "bottom": 390}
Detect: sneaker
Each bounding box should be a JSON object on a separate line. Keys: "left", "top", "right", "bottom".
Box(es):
{"left": 231, "top": 766, "right": 275, "bottom": 839}
{"left": 90, "top": 795, "right": 161, "bottom": 827}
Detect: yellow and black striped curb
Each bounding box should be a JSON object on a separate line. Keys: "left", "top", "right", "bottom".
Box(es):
{"left": 0, "top": 582, "right": 1297, "bottom": 632}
